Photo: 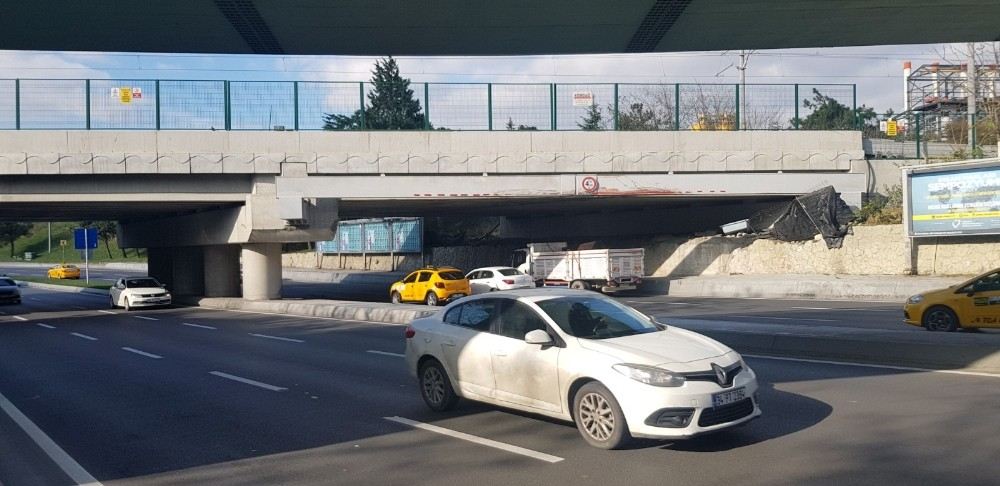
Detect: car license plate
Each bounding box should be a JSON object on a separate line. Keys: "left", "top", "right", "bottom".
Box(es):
{"left": 712, "top": 387, "right": 746, "bottom": 407}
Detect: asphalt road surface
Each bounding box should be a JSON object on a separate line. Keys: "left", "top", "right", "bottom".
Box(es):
{"left": 1, "top": 288, "right": 999, "bottom": 485}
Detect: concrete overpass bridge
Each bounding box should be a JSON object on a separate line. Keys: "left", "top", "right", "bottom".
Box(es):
{"left": 0, "top": 129, "right": 866, "bottom": 300}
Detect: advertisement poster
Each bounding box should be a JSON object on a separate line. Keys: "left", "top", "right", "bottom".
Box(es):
{"left": 909, "top": 165, "right": 1000, "bottom": 236}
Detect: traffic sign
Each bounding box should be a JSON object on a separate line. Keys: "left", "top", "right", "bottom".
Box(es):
{"left": 74, "top": 228, "right": 98, "bottom": 250}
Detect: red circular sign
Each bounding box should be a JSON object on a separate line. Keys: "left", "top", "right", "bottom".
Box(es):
{"left": 581, "top": 176, "right": 600, "bottom": 194}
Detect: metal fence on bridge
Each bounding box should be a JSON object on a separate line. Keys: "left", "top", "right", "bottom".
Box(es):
{"left": 864, "top": 112, "right": 1000, "bottom": 160}
{"left": 0, "top": 78, "right": 856, "bottom": 132}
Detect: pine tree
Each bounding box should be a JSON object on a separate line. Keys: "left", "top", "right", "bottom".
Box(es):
{"left": 323, "top": 57, "right": 427, "bottom": 130}
{"left": 578, "top": 103, "right": 604, "bottom": 130}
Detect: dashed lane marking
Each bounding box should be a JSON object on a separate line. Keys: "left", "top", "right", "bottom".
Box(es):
{"left": 209, "top": 371, "right": 287, "bottom": 392}
{"left": 133, "top": 316, "right": 158, "bottom": 321}
{"left": 385, "top": 416, "right": 564, "bottom": 463}
{"left": 70, "top": 333, "right": 98, "bottom": 341}
{"left": 121, "top": 347, "right": 163, "bottom": 359}
{"left": 35, "top": 323, "right": 56, "bottom": 329}
{"left": 249, "top": 333, "right": 304, "bottom": 343}
{"left": 182, "top": 322, "right": 216, "bottom": 330}
{"left": 0, "top": 391, "right": 104, "bottom": 486}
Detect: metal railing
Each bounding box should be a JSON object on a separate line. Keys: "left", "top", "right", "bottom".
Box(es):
{"left": 864, "top": 112, "right": 1000, "bottom": 159}
{"left": 0, "top": 78, "right": 857, "bottom": 131}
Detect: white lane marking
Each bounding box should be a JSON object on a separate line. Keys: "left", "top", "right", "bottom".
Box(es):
{"left": 35, "top": 323, "right": 56, "bottom": 329}
{"left": 133, "top": 316, "right": 158, "bottom": 321}
{"left": 12, "top": 316, "right": 28, "bottom": 321}
{"left": 97, "top": 310, "right": 116, "bottom": 315}
{"left": 70, "top": 333, "right": 98, "bottom": 341}
{"left": 790, "top": 306, "right": 834, "bottom": 310}
{"left": 385, "top": 416, "right": 564, "bottom": 464}
{"left": 182, "top": 322, "right": 217, "bottom": 330}
{"left": 729, "top": 315, "right": 837, "bottom": 323}
{"left": 367, "top": 350, "right": 404, "bottom": 358}
{"left": 744, "top": 354, "right": 1000, "bottom": 379}
{"left": 0, "top": 391, "right": 104, "bottom": 486}
{"left": 249, "top": 333, "right": 304, "bottom": 343}
{"left": 121, "top": 347, "right": 163, "bottom": 359}
{"left": 209, "top": 371, "right": 287, "bottom": 392}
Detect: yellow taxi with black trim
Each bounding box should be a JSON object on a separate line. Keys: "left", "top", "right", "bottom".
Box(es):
{"left": 904, "top": 267, "right": 1000, "bottom": 331}
{"left": 390, "top": 267, "right": 471, "bottom": 306}
{"left": 47, "top": 264, "right": 81, "bottom": 279}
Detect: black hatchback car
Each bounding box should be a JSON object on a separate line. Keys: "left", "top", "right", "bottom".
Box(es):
{"left": 0, "top": 277, "right": 21, "bottom": 305}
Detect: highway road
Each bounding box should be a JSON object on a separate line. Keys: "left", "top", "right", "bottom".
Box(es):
{"left": 2, "top": 288, "right": 999, "bottom": 485}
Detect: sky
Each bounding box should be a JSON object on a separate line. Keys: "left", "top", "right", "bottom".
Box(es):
{"left": 0, "top": 43, "right": 974, "bottom": 126}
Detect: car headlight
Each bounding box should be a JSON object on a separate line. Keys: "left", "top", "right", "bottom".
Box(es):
{"left": 906, "top": 294, "right": 924, "bottom": 304}
{"left": 613, "top": 363, "right": 685, "bottom": 387}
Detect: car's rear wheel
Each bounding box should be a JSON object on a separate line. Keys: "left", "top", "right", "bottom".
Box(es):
{"left": 573, "top": 382, "right": 631, "bottom": 450}
{"left": 391, "top": 291, "right": 402, "bottom": 304}
{"left": 425, "top": 292, "right": 439, "bottom": 306}
{"left": 419, "top": 360, "right": 458, "bottom": 411}
{"left": 923, "top": 305, "right": 958, "bottom": 332}
{"left": 570, "top": 280, "right": 591, "bottom": 291}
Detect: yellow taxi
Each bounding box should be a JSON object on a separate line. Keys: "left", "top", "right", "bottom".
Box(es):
{"left": 390, "top": 267, "right": 471, "bottom": 306}
{"left": 47, "top": 264, "right": 81, "bottom": 280}
{"left": 904, "top": 267, "right": 1000, "bottom": 332}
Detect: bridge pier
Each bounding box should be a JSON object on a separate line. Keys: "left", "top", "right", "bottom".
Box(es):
{"left": 241, "top": 243, "right": 282, "bottom": 301}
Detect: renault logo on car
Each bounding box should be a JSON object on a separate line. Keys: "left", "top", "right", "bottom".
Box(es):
{"left": 712, "top": 363, "right": 727, "bottom": 386}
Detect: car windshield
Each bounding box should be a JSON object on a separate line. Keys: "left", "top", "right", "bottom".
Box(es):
{"left": 438, "top": 271, "right": 465, "bottom": 280}
{"left": 497, "top": 268, "right": 522, "bottom": 276}
{"left": 0, "top": 278, "right": 15, "bottom": 286}
{"left": 126, "top": 278, "right": 161, "bottom": 288}
{"left": 535, "top": 296, "right": 659, "bottom": 339}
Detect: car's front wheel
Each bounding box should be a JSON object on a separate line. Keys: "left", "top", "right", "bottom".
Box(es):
{"left": 391, "top": 291, "right": 402, "bottom": 304}
{"left": 923, "top": 305, "right": 959, "bottom": 332}
{"left": 419, "top": 359, "right": 459, "bottom": 411}
{"left": 574, "top": 382, "right": 631, "bottom": 450}
{"left": 123, "top": 298, "right": 132, "bottom": 312}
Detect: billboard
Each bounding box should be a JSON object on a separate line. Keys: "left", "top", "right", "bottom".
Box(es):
{"left": 318, "top": 218, "right": 423, "bottom": 254}
{"left": 908, "top": 164, "right": 1000, "bottom": 236}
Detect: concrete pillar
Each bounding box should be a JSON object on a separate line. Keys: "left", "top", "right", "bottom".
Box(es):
{"left": 204, "top": 245, "right": 241, "bottom": 297}
{"left": 241, "top": 243, "right": 282, "bottom": 300}
{"left": 146, "top": 247, "right": 174, "bottom": 289}
{"left": 171, "top": 246, "right": 205, "bottom": 297}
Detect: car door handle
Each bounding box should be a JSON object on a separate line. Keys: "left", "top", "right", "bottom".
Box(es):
{"left": 442, "top": 340, "right": 456, "bottom": 347}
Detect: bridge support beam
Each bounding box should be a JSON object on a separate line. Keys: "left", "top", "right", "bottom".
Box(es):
{"left": 241, "top": 243, "right": 282, "bottom": 300}
{"left": 204, "top": 245, "right": 241, "bottom": 298}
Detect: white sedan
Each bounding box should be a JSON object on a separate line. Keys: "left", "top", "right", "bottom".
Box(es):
{"left": 404, "top": 289, "right": 761, "bottom": 449}
{"left": 110, "top": 277, "right": 172, "bottom": 311}
{"left": 465, "top": 266, "right": 535, "bottom": 294}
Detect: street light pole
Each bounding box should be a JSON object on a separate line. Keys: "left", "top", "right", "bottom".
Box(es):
{"left": 737, "top": 50, "right": 753, "bottom": 129}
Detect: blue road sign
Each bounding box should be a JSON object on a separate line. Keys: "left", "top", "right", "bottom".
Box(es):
{"left": 74, "top": 228, "right": 98, "bottom": 250}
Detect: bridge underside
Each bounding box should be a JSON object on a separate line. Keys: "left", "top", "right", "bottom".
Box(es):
{"left": 2, "top": 1, "right": 998, "bottom": 55}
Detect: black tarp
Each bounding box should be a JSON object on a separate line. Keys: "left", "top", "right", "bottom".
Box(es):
{"left": 747, "top": 186, "right": 855, "bottom": 248}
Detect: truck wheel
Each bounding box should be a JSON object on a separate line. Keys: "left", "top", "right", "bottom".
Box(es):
{"left": 570, "top": 280, "right": 591, "bottom": 291}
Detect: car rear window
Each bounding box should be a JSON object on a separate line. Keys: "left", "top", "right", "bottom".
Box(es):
{"left": 0, "top": 278, "right": 15, "bottom": 286}
{"left": 497, "top": 268, "right": 522, "bottom": 276}
{"left": 438, "top": 271, "right": 465, "bottom": 280}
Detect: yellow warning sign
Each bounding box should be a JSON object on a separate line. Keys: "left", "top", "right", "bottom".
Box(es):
{"left": 119, "top": 86, "right": 133, "bottom": 104}
{"left": 886, "top": 119, "right": 897, "bottom": 137}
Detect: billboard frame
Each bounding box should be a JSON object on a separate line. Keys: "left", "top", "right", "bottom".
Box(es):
{"left": 903, "top": 158, "right": 1000, "bottom": 238}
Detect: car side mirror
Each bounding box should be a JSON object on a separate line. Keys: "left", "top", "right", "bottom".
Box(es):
{"left": 524, "top": 329, "right": 554, "bottom": 346}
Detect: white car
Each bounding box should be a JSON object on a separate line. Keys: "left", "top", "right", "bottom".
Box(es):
{"left": 110, "top": 277, "right": 172, "bottom": 311}
{"left": 404, "top": 289, "right": 761, "bottom": 449}
{"left": 465, "top": 266, "right": 535, "bottom": 294}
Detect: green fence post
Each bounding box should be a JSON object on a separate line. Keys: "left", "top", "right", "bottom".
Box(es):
{"left": 915, "top": 113, "right": 922, "bottom": 159}
{"left": 293, "top": 81, "right": 299, "bottom": 131}
{"left": 424, "top": 83, "right": 430, "bottom": 130}
{"left": 155, "top": 80, "right": 161, "bottom": 130}
{"left": 85, "top": 79, "right": 91, "bottom": 130}
{"left": 359, "top": 82, "right": 366, "bottom": 129}
{"left": 613, "top": 83, "right": 620, "bottom": 130}
{"left": 793, "top": 84, "right": 800, "bottom": 129}
{"left": 224, "top": 81, "right": 231, "bottom": 130}
{"left": 734, "top": 83, "right": 740, "bottom": 131}
{"left": 550, "top": 83, "right": 557, "bottom": 130}
{"left": 14, "top": 79, "right": 19, "bottom": 130}
{"left": 674, "top": 84, "right": 680, "bottom": 130}
{"left": 487, "top": 83, "right": 493, "bottom": 131}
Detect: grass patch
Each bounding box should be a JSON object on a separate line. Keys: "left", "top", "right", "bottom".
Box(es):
{"left": 11, "top": 274, "right": 112, "bottom": 290}
{"left": 0, "top": 222, "right": 146, "bottom": 264}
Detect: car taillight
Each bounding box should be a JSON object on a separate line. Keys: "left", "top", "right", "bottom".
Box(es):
{"left": 404, "top": 325, "right": 416, "bottom": 339}
{"left": 434, "top": 282, "right": 445, "bottom": 289}
{"left": 503, "top": 279, "right": 515, "bottom": 285}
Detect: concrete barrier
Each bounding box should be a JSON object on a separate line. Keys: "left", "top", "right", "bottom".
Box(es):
{"left": 192, "top": 297, "right": 437, "bottom": 325}
{"left": 17, "top": 281, "right": 110, "bottom": 296}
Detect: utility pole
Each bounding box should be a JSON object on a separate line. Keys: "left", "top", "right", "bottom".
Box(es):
{"left": 47, "top": 222, "right": 51, "bottom": 254}
{"left": 967, "top": 43, "right": 977, "bottom": 155}
{"left": 736, "top": 50, "right": 754, "bottom": 129}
